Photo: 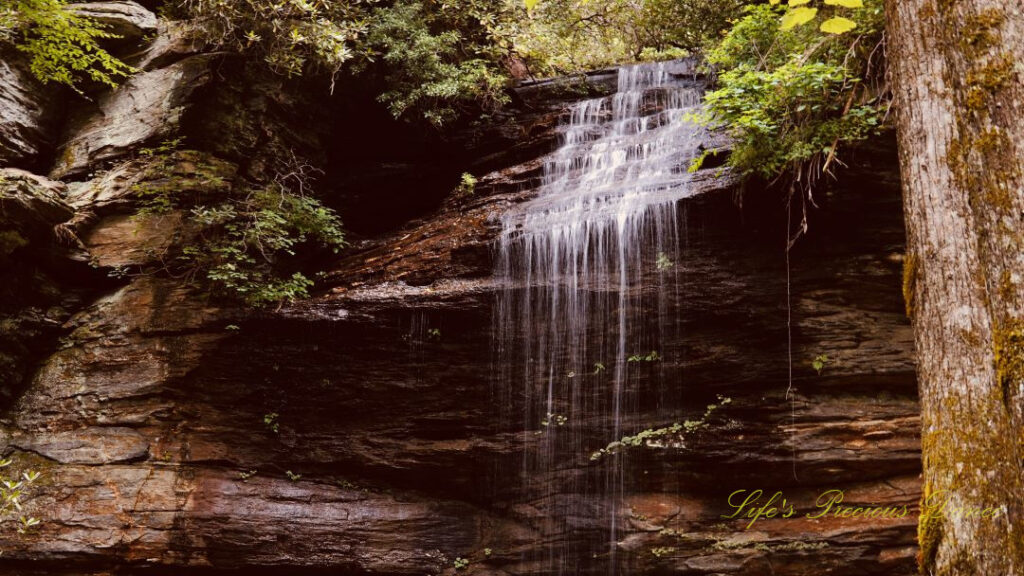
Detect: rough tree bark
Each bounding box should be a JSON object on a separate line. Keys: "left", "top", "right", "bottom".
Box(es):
{"left": 886, "top": 0, "right": 1023, "bottom": 574}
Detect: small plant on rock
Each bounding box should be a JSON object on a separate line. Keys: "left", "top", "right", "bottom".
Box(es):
{"left": 0, "top": 459, "right": 41, "bottom": 535}
{"left": 455, "top": 172, "right": 477, "bottom": 196}
{"left": 541, "top": 412, "right": 567, "bottom": 427}
{"left": 263, "top": 412, "right": 280, "bottom": 434}
{"left": 628, "top": 350, "right": 662, "bottom": 363}
{"left": 812, "top": 353, "right": 829, "bottom": 375}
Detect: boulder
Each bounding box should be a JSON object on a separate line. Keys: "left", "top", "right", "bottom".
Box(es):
{"left": 0, "top": 168, "right": 73, "bottom": 240}
{"left": 64, "top": 150, "right": 236, "bottom": 212}
{"left": 50, "top": 54, "right": 214, "bottom": 180}
{"left": 69, "top": 1, "right": 159, "bottom": 44}
{"left": 0, "top": 48, "right": 60, "bottom": 170}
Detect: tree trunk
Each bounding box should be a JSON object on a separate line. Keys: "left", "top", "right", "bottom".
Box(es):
{"left": 886, "top": 1, "right": 1024, "bottom": 574}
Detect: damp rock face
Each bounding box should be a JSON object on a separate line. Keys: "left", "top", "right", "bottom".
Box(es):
{"left": 0, "top": 21, "right": 919, "bottom": 576}
{"left": 0, "top": 169, "right": 92, "bottom": 406}
{"left": 0, "top": 143, "right": 918, "bottom": 576}
{"left": 49, "top": 54, "right": 214, "bottom": 180}
{"left": 0, "top": 169, "right": 73, "bottom": 236}
{"left": 0, "top": 49, "right": 61, "bottom": 170}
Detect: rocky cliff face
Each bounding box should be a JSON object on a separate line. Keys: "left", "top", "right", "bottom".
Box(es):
{"left": 0, "top": 6, "right": 919, "bottom": 575}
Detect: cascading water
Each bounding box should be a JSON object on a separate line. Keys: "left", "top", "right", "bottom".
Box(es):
{"left": 494, "top": 60, "right": 712, "bottom": 574}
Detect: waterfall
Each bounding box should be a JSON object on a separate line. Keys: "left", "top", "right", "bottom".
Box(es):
{"left": 494, "top": 59, "right": 710, "bottom": 574}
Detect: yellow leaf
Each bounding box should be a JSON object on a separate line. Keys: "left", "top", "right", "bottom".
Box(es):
{"left": 789, "top": 0, "right": 812, "bottom": 5}
{"left": 780, "top": 7, "right": 818, "bottom": 30}
{"left": 824, "top": 0, "right": 865, "bottom": 7}
{"left": 525, "top": 0, "right": 540, "bottom": 10}
{"left": 820, "top": 16, "right": 858, "bottom": 34}
{"left": 769, "top": 0, "right": 780, "bottom": 4}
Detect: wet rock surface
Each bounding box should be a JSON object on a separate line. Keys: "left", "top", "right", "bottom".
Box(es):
{"left": 0, "top": 169, "right": 74, "bottom": 236}
{"left": 0, "top": 143, "right": 918, "bottom": 575}
{"left": 0, "top": 21, "right": 918, "bottom": 576}
{"left": 0, "top": 169, "right": 101, "bottom": 406}
{"left": 0, "top": 49, "right": 61, "bottom": 170}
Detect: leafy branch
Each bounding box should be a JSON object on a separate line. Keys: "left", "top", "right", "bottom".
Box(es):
{"left": 590, "top": 395, "right": 732, "bottom": 461}
{"left": 3, "top": 0, "right": 134, "bottom": 91}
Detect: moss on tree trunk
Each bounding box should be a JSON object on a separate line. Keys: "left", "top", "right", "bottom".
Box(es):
{"left": 886, "top": 0, "right": 1024, "bottom": 574}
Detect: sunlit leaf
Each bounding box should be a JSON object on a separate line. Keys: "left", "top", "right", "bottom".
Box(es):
{"left": 789, "top": 0, "right": 812, "bottom": 5}
{"left": 524, "top": 0, "right": 540, "bottom": 10}
{"left": 820, "top": 16, "right": 857, "bottom": 34}
{"left": 824, "top": 0, "right": 865, "bottom": 7}
{"left": 780, "top": 7, "right": 817, "bottom": 30}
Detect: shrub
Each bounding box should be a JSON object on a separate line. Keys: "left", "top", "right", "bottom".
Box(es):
{"left": 174, "top": 0, "right": 366, "bottom": 81}
{"left": 697, "top": 2, "right": 888, "bottom": 186}
{"left": 129, "top": 144, "right": 345, "bottom": 307}
{"left": 184, "top": 183, "right": 345, "bottom": 306}
{"left": 356, "top": 0, "right": 511, "bottom": 126}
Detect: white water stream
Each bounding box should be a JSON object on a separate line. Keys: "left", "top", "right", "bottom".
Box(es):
{"left": 495, "top": 59, "right": 709, "bottom": 574}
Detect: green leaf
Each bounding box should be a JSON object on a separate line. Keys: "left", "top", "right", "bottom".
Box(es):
{"left": 820, "top": 16, "right": 857, "bottom": 34}
{"left": 789, "top": 0, "right": 812, "bottom": 5}
{"left": 824, "top": 0, "right": 865, "bottom": 7}
{"left": 780, "top": 7, "right": 817, "bottom": 30}
{"left": 524, "top": 0, "right": 540, "bottom": 10}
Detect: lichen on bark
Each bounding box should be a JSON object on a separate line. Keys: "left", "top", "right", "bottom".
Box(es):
{"left": 886, "top": 0, "right": 1024, "bottom": 574}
